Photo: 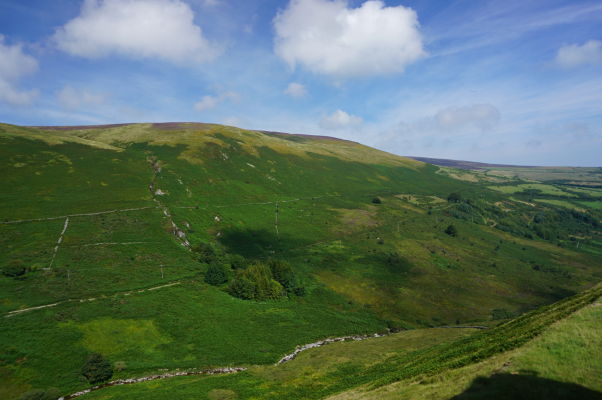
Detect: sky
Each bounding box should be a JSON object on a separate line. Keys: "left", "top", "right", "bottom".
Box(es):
{"left": 0, "top": 0, "right": 601, "bottom": 166}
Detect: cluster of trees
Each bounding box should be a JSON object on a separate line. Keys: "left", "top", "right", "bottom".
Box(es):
{"left": 228, "top": 258, "right": 305, "bottom": 300}
{"left": 192, "top": 242, "right": 304, "bottom": 301}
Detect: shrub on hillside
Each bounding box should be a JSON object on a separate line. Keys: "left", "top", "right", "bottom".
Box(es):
{"left": 2, "top": 260, "right": 27, "bottom": 278}
{"left": 267, "top": 258, "right": 306, "bottom": 295}
{"left": 204, "top": 262, "right": 228, "bottom": 285}
{"left": 371, "top": 197, "right": 382, "bottom": 204}
{"left": 445, "top": 224, "right": 458, "bottom": 236}
{"left": 229, "top": 254, "right": 248, "bottom": 270}
{"left": 192, "top": 242, "right": 217, "bottom": 264}
{"left": 228, "top": 275, "right": 256, "bottom": 300}
{"left": 82, "top": 353, "right": 113, "bottom": 384}
{"left": 447, "top": 192, "right": 462, "bottom": 203}
{"left": 267, "top": 259, "right": 295, "bottom": 290}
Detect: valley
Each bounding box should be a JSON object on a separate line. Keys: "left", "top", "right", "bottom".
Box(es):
{"left": 0, "top": 122, "right": 600, "bottom": 399}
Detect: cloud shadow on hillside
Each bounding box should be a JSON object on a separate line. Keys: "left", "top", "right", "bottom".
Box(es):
{"left": 451, "top": 373, "right": 602, "bottom": 400}
{"left": 218, "top": 228, "right": 310, "bottom": 259}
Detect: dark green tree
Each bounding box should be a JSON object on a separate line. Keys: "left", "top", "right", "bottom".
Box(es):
{"left": 192, "top": 242, "right": 217, "bottom": 264}
{"left": 371, "top": 197, "right": 382, "bottom": 204}
{"left": 445, "top": 224, "right": 458, "bottom": 236}
{"left": 228, "top": 276, "right": 256, "bottom": 299}
{"left": 447, "top": 192, "right": 462, "bottom": 203}
{"left": 204, "top": 262, "right": 228, "bottom": 285}
{"left": 267, "top": 259, "right": 295, "bottom": 290}
{"left": 81, "top": 353, "right": 113, "bottom": 384}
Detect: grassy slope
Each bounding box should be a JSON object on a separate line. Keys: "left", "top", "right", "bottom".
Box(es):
{"left": 332, "top": 288, "right": 602, "bottom": 399}
{"left": 64, "top": 283, "right": 602, "bottom": 400}
{"left": 0, "top": 122, "right": 601, "bottom": 399}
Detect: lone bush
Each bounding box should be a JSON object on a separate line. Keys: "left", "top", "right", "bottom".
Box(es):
{"left": 447, "top": 192, "right": 462, "bottom": 203}
{"left": 82, "top": 353, "right": 113, "bottom": 384}
{"left": 445, "top": 224, "right": 458, "bottom": 236}
{"left": 204, "top": 262, "right": 228, "bottom": 285}
{"left": 371, "top": 197, "right": 382, "bottom": 204}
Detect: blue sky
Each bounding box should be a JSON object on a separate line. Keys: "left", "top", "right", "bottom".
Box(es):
{"left": 0, "top": 0, "right": 601, "bottom": 165}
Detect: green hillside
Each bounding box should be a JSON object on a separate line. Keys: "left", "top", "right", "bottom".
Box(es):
{"left": 33, "top": 283, "right": 602, "bottom": 400}
{"left": 0, "top": 122, "right": 601, "bottom": 399}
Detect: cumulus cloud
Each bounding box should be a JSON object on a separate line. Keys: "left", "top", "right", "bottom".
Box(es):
{"left": 284, "top": 82, "right": 307, "bottom": 98}
{"left": 57, "top": 86, "right": 107, "bottom": 110}
{"left": 194, "top": 91, "right": 239, "bottom": 111}
{"left": 0, "top": 35, "right": 38, "bottom": 106}
{"left": 556, "top": 40, "right": 602, "bottom": 68}
{"left": 435, "top": 104, "right": 500, "bottom": 131}
{"left": 53, "top": 0, "right": 218, "bottom": 64}
{"left": 273, "top": 0, "right": 425, "bottom": 77}
{"left": 320, "top": 109, "right": 362, "bottom": 129}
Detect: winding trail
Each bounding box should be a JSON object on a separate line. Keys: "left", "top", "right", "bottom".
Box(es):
{"left": 0, "top": 207, "right": 157, "bottom": 225}
{"left": 4, "top": 281, "right": 182, "bottom": 318}
{"left": 76, "top": 241, "right": 156, "bottom": 247}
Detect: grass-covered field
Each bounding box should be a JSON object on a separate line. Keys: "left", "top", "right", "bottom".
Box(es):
{"left": 334, "top": 286, "right": 602, "bottom": 400}
{"left": 58, "top": 283, "right": 602, "bottom": 400}
{"left": 1, "top": 122, "right": 601, "bottom": 399}
{"left": 488, "top": 183, "right": 578, "bottom": 197}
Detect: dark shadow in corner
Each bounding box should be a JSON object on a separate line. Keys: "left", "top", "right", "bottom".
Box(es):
{"left": 218, "top": 228, "right": 309, "bottom": 259}
{"left": 451, "top": 373, "right": 602, "bottom": 400}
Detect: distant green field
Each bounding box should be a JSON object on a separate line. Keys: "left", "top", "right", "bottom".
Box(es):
{"left": 484, "top": 166, "right": 602, "bottom": 184}
{"left": 565, "top": 186, "right": 602, "bottom": 197}
{"left": 488, "top": 183, "right": 577, "bottom": 197}
{"left": 578, "top": 201, "right": 602, "bottom": 210}
{"left": 534, "top": 199, "right": 584, "bottom": 210}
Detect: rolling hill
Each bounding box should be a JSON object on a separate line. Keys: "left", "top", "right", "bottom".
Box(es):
{"left": 0, "top": 122, "right": 600, "bottom": 399}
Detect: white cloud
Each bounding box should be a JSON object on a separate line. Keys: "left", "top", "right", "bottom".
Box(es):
{"left": 284, "top": 82, "right": 307, "bottom": 98}
{"left": 273, "top": 0, "right": 425, "bottom": 77}
{"left": 435, "top": 104, "right": 500, "bottom": 131}
{"left": 57, "top": 86, "right": 107, "bottom": 110}
{"left": 53, "top": 0, "right": 218, "bottom": 64}
{"left": 320, "top": 109, "right": 362, "bottom": 129}
{"left": 556, "top": 40, "right": 602, "bottom": 68}
{"left": 0, "top": 35, "right": 38, "bottom": 106}
{"left": 194, "top": 91, "right": 239, "bottom": 111}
